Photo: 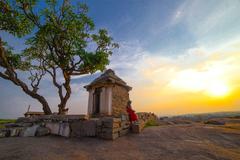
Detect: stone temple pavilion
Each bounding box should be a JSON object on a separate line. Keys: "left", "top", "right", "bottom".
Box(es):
{"left": 84, "top": 69, "right": 132, "bottom": 117}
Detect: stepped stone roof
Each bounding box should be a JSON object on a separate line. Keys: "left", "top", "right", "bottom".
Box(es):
{"left": 84, "top": 69, "right": 132, "bottom": 91}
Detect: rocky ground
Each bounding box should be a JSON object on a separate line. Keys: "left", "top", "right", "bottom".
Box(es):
{"left": 0, "top": 118, "right": 240, "bottom": 160}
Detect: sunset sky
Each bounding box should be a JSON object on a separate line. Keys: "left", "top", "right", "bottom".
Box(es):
{"left": 0, "top": 0, "right": 240, "bottom": 118}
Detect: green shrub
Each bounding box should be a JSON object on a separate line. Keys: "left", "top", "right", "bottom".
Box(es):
{"left": 144, "top": 119, "right": 159, "bottom": 128}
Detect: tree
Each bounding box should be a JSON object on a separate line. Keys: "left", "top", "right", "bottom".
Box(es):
{"left": 0, "top": 0, "right": 118, "bottom": 114}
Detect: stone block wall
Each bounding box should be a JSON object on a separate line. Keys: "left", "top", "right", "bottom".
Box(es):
{"left": 112, "top": 85, "right": 129, "bottom": 117}
{"left": 97, "top": 117, "right": 130, "bottom": 140}
{"left": 0, "top": 115, "right": 130, "bottom": 140}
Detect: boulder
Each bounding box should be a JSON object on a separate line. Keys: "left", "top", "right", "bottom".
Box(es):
{"left": 20, "top": 124, "right": 39, "bottom": 137}
{"left": 35, "top": 126, "right": 50, "bottom": 136}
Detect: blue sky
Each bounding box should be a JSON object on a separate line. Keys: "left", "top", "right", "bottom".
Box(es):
{"left": 1, "top": 0, "right": 240, "bottom": 118}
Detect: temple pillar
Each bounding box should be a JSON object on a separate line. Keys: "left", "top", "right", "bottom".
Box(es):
{"left": 87, "top": 89, "right": 94, "bottom": 115}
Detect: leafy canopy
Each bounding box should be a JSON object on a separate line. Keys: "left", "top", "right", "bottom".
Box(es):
{"left": 0, "top": 0, "right": 119, "bottom": 114}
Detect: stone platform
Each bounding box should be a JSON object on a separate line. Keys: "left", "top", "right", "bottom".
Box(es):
{"left": 0, "top": 112, "right": 158, "bottom": 140}
{"left": 0, "top": 115, "right": 130, "bottom": 140}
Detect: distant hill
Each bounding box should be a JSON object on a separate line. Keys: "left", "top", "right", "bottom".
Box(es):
{"left": 169, "top": 111, "right": 240, "bottom": 122}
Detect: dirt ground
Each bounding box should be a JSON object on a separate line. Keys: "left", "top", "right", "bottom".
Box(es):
{"left": 0, "top": 123, "right": 240, "bottom": 160}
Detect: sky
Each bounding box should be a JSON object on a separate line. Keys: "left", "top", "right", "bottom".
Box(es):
{"left": 1, "top": 0, "right": 240, "bottom": 118}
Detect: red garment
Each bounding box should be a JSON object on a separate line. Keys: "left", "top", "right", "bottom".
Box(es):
{"left": 127, "top": 107, "right": 138, "bottom": 122}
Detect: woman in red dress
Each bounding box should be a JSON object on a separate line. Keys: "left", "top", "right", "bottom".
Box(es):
{"left": 126, "top": 100, "right": 138, "bottom": 123}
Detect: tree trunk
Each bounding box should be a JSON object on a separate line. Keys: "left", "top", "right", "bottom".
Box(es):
{"left": 0, "top": 39, "right": 52, "bottom": 115}
{"left": 58, "top": 70, "right": 71, "bottom": 115}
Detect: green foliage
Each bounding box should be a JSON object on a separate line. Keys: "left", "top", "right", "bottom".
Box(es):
{"left": 1, "top": 0, "right": 118, "bottom": 73}
{"left": 144, "top": 119, "right": 159, "bottom": 128}
{"left": 0, "top": 0, "right": 34, "bottom": 37}
{"left": 0, "top": 0, "right": 119, "bottom": 113}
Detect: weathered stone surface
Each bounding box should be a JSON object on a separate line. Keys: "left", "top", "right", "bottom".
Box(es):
{"left": 10, "top": 128, "right": 23, "bottom": 137}
{"left": 5, "top": 122, "right": 33, "bottom": 128}
{"left": 101, "top": 117, "right": 121, "bottom": 128}
{"left": 121, "top": 121, "right": 130, "bottom": 129}
{"left": 17, "top": 115, "right": 89, "bottom": 124}
{"left": 121, "top": 115, "right": 128, "bottom": 121}
{"left": 99, "top": 132, "right": 119, "bottom": 140}
{"left": 59, "top": 123, "right": 70, "bottom": 137}
{"left": 119, "top": 129, "right": 129, "bottom": 136}
{"left": 131, "top": 124, "right": 141, "bottom": 133}
{"left": 46, "top": 123, "right": 60, "bottom": 135}
{"left": 45, "top": 122, "right": 70, "bottom": 137}
{"left": 101, "top": 127, "right": 121, "bottom": 134}
{"left": 4, "top": 123, "right": 18, "bottom": 128}
{"left": 16, "top": 117, "right": 30, "bottom": 123}
{"left": 36, "top": 127, "right": 50, "bottom": 136}
{"left": 20, "top": 125, "right": 39, "bottom": 137}
{"left": 112, "top": 85, "right": 129, "bottom": 117}
{"left": 71, "top": 120, "right": 97, "bottom": 137}
{"left": 16, "top": 117, "right": 40, "bottom": 123}
{"left": 17, "top": 122, "right": 33, "bottom": 127}
{"left": 131, "top": 121, "right": 144, "bottom": 134}
{"left": 0, "top": 129, "right": 8, "bottom": 138}
{"left": 37, "top": 115, "right": 89, "bottom": 122}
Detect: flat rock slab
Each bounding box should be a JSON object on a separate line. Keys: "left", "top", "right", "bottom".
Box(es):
{"left": 21, "top": 125, "right": 39, "bottom": 137}
{"left": 36, "top": 127, "right": 50, "bottom": 137}
{"left": 59, "top": 123, "right": 70, "bottom": 137}
{"left": 46, "top": 123, "right": 70, "bottom": 137}
{"left": 46, "top": 123, "right": 60, "bottom": 135}
{"left": 10, "top": 128, "right": 23, "bottom": 137}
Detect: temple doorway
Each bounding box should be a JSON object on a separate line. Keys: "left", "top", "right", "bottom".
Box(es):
{"left": 93, "top": 87, "right": 101, "bottom": 115}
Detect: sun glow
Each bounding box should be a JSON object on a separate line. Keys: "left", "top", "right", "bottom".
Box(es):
{"left": 169, "top": 67, "right": 231, "bottom": 98}
{"left": 207, "top": 82, "right": 229, "bottom": 97}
